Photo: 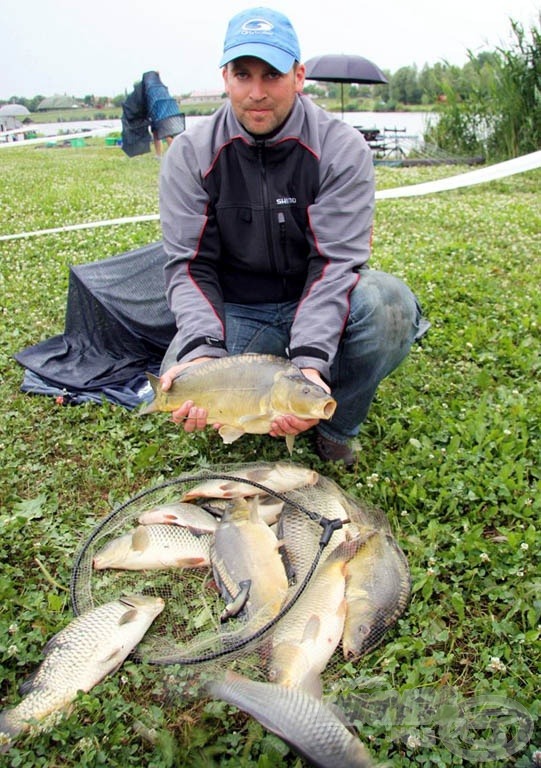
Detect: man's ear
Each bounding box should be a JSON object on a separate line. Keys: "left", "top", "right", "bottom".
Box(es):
{"left": 222, "top": 66, "right": 231, "bottom": 95}
{"left": 295, "top": 63, "right": 306, "bottom": 93}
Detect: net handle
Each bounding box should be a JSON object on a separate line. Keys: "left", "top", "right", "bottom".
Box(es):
{"left": 70, "top": 470, "right": 347, "bottom": 666}
{"left": 149, "top": 515, "right": 344, "bottom": 666}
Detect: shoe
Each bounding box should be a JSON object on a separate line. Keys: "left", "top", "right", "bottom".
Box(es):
{"left": 314, "top": 432, "right": 355, "bottom": 469}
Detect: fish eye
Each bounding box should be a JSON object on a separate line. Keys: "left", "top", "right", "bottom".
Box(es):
{"left": 358, "top": 624, "right": 371, "bottom": 638}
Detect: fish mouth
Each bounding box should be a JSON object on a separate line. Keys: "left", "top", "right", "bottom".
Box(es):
{"left": 323, "top": 399, "right": 337, "bottom": 419}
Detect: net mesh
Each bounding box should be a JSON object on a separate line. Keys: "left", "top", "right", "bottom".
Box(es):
{"left": 15, "top": 241, "right": 175, "bottom": 394}
{"left": 70, "top": 462, "right": 410, "bottom": 686}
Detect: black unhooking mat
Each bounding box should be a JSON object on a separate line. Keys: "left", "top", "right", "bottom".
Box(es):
{"left": 14, "top": 241, "right": 177, "bottom": 409}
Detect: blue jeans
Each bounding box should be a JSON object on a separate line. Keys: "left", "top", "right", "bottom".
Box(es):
{"left": 223, "top": 269, "right": 425, "bottom": 444}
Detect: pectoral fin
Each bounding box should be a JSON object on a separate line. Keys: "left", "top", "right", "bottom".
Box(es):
{"left": 285, "top": 434, "right": 295, "bottom": 454}
{"left": 118, "top": 609, "right": 139, "bottom": 626}
{"left": 218, "top": 425, "right": 245, "bottom": 444}
{"left": 220, "top": 579, "right": 252, "bottom": 622}
{"left": 98, "top": 646, "right": 124, "bottom": 663}
{"left": 131, "top": 525, "right": 150, "bottom": 552}
{"left": 175, "top": 556, "right": 207, "bottom": 568}
{"left": 238, "top": 415, "right": 273, "bottom": 433}
{"left": 302, "top": 614, "right": 322, "bottom": 643}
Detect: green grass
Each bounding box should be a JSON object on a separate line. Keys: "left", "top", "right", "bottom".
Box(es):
{"left": 0, "top": 142, "right": 539, "bottom": 767}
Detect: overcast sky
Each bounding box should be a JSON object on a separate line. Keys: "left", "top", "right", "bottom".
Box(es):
{"left": 2, "top": 0, "right": 539, "bottom": 99}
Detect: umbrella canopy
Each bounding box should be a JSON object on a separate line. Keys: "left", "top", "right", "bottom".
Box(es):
{"left": 0, "top": 104, "right": 30, "bottom": 116}
{"left": 304, "top": 53, "right": 388, "bottom": 116}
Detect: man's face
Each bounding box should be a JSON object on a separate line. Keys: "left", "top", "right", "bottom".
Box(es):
{"left": 223, "top": 57, "right": 305, "bottom": 135}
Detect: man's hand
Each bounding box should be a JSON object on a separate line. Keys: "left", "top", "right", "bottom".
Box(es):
{"left": 300, "top": 368, "right": 331, "bottom": 393}
{"left": 160, "top": 358, "right": 215, "bottom": 431}
{"left": 269, "top": 367, "right": 331, "bottom": 440}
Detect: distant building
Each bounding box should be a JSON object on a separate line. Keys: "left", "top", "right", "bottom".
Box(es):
{"left": 37, "top": 95, "right": 81, "bottom": 111}
{"left": 183, "top": 89, "right": 225, "bottom": 104}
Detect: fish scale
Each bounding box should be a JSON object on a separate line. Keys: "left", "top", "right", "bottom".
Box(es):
{"left": 139, "top": 353, "right": 336, "bottom": 451}
{"left": 138, "top": 502, "right": 218, "bottom": 532}
{"left": 208, "top": 671, "right": 374, "bottom": 768}
{"left": 93, "top": 524, "right": 212, "bottom": 570}
{"left": 268, "top": 537, "right": 371, "bottom": 693}
{"left": 342, "top": 530, "right": 411, "bottom": 659}
{"left": 211, "top": 499, "right": 288, "bottom": 626}
{"left": 182, "top": 462, "right": 319, "bottom": 501}
{"left": 0, "top": 595, "right": 164, "bottom": 746}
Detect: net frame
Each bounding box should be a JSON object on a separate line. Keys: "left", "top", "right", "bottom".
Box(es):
{"left": 70, "top": 467, "right": 351, "bottom": 667}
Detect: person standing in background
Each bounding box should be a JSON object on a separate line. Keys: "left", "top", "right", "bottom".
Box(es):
{"left": 121, "top": 71, "right": 185, "bottom": 158}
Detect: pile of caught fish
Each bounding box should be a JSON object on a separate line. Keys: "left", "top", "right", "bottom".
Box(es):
{"left": 1, "top": 462, "right": 411, "bottom": 767}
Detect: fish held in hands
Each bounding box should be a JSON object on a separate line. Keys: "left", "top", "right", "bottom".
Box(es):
{"left": 139, "top": 354, "right": 336, "bottom": 452}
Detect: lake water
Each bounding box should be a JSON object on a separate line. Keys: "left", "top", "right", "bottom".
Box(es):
{"left": 341, "top": 111, "right": 436, "bottom": 138}
{"left": 24, "top": 111, "right": 437, "bottom": 141}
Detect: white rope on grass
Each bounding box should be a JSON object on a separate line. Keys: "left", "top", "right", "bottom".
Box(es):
{"left": 0, "top": 127, "right": 116, "bottom": 148}
{"left": 0, "top": 215, "right": 160, "bottom": 242}
{"left": 375, "top": 150, "right": 541, "bottom": 199}
{"left": 0, "top": 152, "right": 539, "bottom": 242}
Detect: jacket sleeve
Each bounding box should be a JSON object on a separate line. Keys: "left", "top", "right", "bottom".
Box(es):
{"left": 288, "top": 123, "right": 375, "bottom": 380}
{"left": 160, "top": 135, "right": 228, "bottom": 364}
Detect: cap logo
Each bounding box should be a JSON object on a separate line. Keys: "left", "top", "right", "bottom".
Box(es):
{"left": 219, "top": 9, "right": 300, "bottom": 70}
{"left": 241, "top": 18, "right": 274, "bottom": 34}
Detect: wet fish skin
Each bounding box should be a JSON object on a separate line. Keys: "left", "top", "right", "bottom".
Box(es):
{"left": 200, "top": 495, "right": 285, "bottom": 528}
{"left": 342, "top": 531, "right": 411, "bottom": 660}
{"left": 246, "top": 496, "right": 284, "bottom": 526}
{"left": 268, "top": 538, "right": 370, "bottom": 693}
{"left": 138, "top": 502, "right": 218, "bottom": 533}
{"left": 93, "top": 524, "right": 212, "bottom": 570}
{"left": 139, "top": 354, "right": 336, "bottom": 450}
{"left": 277, "top": 491, "right": 350, "bottom": 588}
{"left": 207, "top": 670, "right": 374, "bottom": 768}
{"left": 0, "top": 595, "right": 164, "bottom": 747}
{"left": 211, "top": 498, "right": 288, "bottom": 626}
{"left": 182, "top": 461, "right": 319, "bottom": 502}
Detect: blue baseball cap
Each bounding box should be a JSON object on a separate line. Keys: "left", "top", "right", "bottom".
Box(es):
{"left": 219, "top": 7, "right": 301, "bottom": 73}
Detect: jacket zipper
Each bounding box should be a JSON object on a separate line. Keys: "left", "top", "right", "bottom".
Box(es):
{"left": 256, "top": 140, "right": 278, "bottom": 274}
{"left": 256, "top": 141, "right": 291, "bottom": 293}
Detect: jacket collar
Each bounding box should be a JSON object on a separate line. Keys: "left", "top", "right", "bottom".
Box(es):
{"left": 223, "top": 95, "right": 306, "bottom": 146}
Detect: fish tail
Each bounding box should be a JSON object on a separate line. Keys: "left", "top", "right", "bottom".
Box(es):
{"left": 138, "top": 373, "right": 161, "bottom": 415}
{"left": 206, "top": 669, "right": 241, "bottom": 699}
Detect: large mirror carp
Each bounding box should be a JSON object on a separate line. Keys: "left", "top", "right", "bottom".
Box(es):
{"left": 141, "top": 353, "right": 337, "bottom": 451}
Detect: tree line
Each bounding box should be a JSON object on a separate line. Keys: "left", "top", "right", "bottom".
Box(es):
{"left": 3, "top": 15, "right": 539, "bottom": 161}
{"left": 308, "top": 15, "right": 540, "bottom": 161}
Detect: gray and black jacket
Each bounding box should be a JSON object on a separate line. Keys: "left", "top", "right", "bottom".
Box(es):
{"left": 160, "top": 93, "right": 374, "bottom": 380}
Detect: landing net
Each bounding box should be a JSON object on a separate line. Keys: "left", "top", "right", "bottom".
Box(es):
{"left": 70, "top": 462, "right": 410, "bottom": 681}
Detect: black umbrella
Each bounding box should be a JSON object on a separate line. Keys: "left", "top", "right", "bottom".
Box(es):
{"left": 304, "top": 53, "right": 388, "bottom": 117}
